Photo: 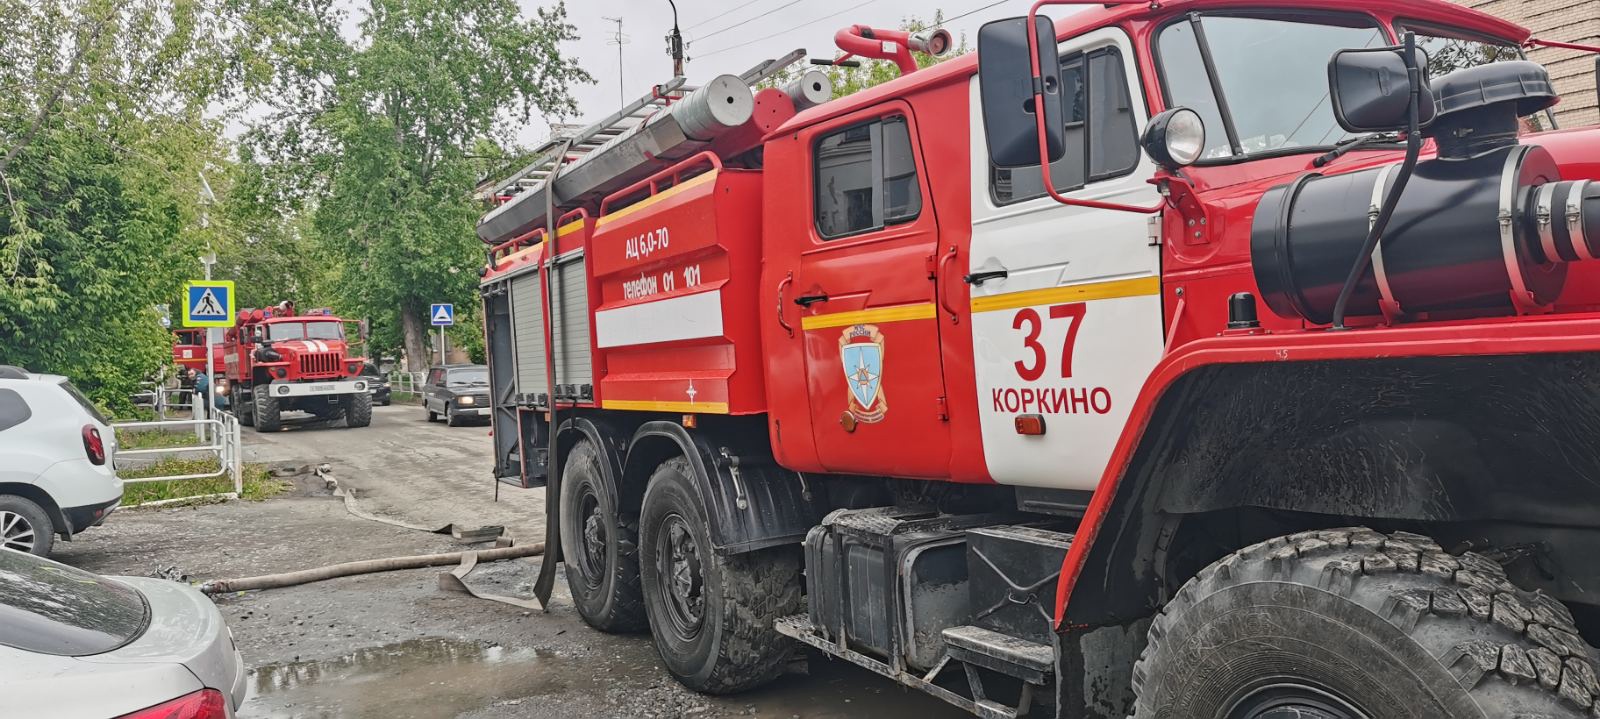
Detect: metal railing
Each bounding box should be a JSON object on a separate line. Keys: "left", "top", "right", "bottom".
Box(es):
{"left": 389, "top": 371, "right": 425, "bottom": 395}
{"left": 112, "top": 412, "right": 243, "bottom": 506}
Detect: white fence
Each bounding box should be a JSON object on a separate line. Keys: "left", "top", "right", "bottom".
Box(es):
{"left": 389, "top": 371, "right": 425, "bottom": 395}
{"left": 112, "top": 412, "right": 244, "bottom": 506}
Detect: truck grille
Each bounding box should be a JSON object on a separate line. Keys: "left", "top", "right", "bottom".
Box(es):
{"left": 299, "top": 352, "right": 342, "bottom": 377}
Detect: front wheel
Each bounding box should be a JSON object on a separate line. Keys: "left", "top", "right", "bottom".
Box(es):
{"left": 343, "top": 391, "right": 372, "bottom": 428}
{"left": 1132, "top": 528, "right": 1600, "bottom": 719}
{"left": 639, "top": 457, "right": 801, "bottom": 694}
{"left": 253, "top": 390, "right": 282, "bottom": 433}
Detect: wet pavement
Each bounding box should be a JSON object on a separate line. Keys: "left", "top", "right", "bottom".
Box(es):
{"left": 59, "top": 403, "right": 966, "bottom": 718}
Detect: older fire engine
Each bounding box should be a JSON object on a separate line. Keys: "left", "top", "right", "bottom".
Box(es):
{"left": 222, "top": 301, "right": 372, "bottom": 432}
{"left": 477, "top": 0, "right": 1600, "bottom": 715}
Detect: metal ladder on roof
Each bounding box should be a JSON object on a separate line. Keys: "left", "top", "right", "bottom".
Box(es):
{"left": 478, "top": 49, "right": 808, "bottom": 203}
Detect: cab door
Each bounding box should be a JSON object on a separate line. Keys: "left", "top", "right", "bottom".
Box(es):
{"left": 792, "top": 104, "right": 950, "bottom": 478}
{"left": 967, "top": 28, "right": 1164, "bottom": 490}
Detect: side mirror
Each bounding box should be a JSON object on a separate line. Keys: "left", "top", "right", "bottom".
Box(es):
{"left": 1328, "top": 45, "right": 1436, "bottom": 133}
{"left": 978, "top": 15, "right": 1065, "bottom": 168}
{"left": 1141, "top": 108, "right": 1206, "bottom": 170}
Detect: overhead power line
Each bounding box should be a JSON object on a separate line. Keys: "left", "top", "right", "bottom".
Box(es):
{"left": 689, "top": 0, "right": 806, "bottom": 45}
{"left": 685, "top": 0, "right": 765, "bottom": 31}
{"left": 697, "top": 0, "right": 885, "bottom": 59}
{"left": 942, "top": 0, "right": 1018, "bottom": 26}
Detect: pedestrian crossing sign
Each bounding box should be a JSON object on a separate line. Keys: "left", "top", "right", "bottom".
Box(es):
{"left": 183, "top": 280, "right": 235, "bottom": 327}
{"left": 430, "top": 303, "right": 455, "bottom": 326}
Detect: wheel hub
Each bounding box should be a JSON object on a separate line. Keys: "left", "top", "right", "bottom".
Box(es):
{"left": 576, "top": 492, "right": 607, "bottom": 586}
{"left": 1226, "top": 684, "right": 1366, "bottom": 719}
{"left": 1, "top": 510, "right": 37, "bottom": 553}
{"left": 658, "top": 513, "right": 704, "bottom": 637}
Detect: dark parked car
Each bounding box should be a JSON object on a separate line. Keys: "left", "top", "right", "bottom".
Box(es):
{"left": 361, "top": 363, "right": 391, "bottom": 406}
{"left": 422, "top": 364, "right": 489, "bottom": 426}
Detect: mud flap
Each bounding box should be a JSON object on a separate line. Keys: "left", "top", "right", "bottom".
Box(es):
{"left": 627, "top": 421, "right": 825, "bottom": 555}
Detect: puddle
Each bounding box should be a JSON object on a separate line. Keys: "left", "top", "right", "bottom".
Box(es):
{"left": 240, "top": 638, "right": 587, "bottom": 719}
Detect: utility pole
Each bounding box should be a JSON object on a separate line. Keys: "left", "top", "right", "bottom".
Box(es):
{"left": 603, "top": 16, "right": 628, "bottom": 105}
{"left": 664, "top": 0, "right": 685, "bottom": 78}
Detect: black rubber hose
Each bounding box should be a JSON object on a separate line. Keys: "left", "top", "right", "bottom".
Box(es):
{"left": 1332, "top": 35, "right": 1424, "bottom": 330}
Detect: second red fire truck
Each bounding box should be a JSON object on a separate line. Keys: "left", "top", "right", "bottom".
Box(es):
{"left": 222, "top": 302, "right": 372, "bottom": 432}
{"left": 478, "top": 0, "right": 1600, "bottom": 716}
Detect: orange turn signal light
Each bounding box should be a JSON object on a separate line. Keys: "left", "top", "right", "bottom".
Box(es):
{"left": 682, "top": 414, "right": 698, "bottom": 429}
{"left": 1014, "top": 414, "right": 1046, "bottom": 436}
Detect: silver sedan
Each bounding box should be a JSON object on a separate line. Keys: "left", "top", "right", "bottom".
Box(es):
{"left": 0, "top": 547, "right": 246, "bottom": 718}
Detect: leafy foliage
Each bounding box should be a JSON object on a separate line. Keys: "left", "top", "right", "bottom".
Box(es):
{"left": 246, "top": 0, "right": 590, "bottom": 369}
{"left": 0, "top": 0, "right": 242, "bottom": 409}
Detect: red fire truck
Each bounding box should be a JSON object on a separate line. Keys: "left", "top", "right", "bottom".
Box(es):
{"left": 222, "top": 302, "right": 373, "bottom": 432}
{"left": 477, "top": 1, "right": 1600, "bottom": 715}
{"left": 172, "top": 329, "right": 224, "bottom": 375}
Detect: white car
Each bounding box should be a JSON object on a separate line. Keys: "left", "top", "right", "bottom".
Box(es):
{"left": 0, "top": 547, "right": 247, "bottom": 718}
{"left": 0, "top": 366, "right": 123, "bottom": 556}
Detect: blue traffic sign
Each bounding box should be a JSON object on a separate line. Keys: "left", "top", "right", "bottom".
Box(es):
{"left": 184, "top": 281, "right": 235, "bottom": 328}
{"left": 430, "top": 303, "right": 455, "bottom": 326}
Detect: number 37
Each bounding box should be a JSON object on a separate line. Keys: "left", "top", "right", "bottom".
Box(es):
{"left": 1013, "top": 303, "right": 1086, "bottom": 381}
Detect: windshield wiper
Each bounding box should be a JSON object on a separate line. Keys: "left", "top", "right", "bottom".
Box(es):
{"left": 1312, "top": 131, "right": 1404, "bottom": 168}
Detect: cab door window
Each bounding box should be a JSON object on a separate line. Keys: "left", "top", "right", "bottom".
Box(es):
{"left": 814, "top": 116, "right": 922, "bottom": 239}
{"left": 991, "top": 47, "right": 1140, "bottom": 205}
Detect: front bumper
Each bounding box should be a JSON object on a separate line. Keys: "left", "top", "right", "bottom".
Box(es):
{"left": 63, "top": 496, "right": 121, "bottom": 535}
{"left": 266, "top": 379, "right": 368, "bottom": 398}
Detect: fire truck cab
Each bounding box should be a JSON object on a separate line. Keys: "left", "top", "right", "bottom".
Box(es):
{"left": 478, "top": 0, "right": 1600, "bottom": 716}
{"left": 222, "top": 302, "right": 372, "bottom": 432}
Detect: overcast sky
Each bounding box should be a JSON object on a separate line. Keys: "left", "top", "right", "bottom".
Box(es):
{"left": 507, "top": 0, "right": 1039, "bottom": 144}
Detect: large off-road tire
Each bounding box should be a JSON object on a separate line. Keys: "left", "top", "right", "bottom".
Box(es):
{"left": 639, "top": 457, "right": 801, "bottom": 694}
{"left": 236, "top": 390, "right": 254, "bottom": 426}
{"left": 343, "top": 392, "right": 372, "bottom": 428}
{"left": 559, "top": 439, "right": 646, "bottom": 632}
{"left": 0, "top": 495, "right": 55, "bottom": 557}
{"left": 253, "top": 390, "right": 282, "bottom": 433}
{"left": 1132, "top": 527, "right": 1600, "bottom": 719}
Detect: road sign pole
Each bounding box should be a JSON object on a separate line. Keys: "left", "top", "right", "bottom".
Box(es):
{"left": 200, "top": 253, "right": 216, "bottom": 442}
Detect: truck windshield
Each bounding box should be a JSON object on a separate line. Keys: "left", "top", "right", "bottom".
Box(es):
{"left": 266, "top": 321, "right": 343, "bottom": 341}
{"left": 1158, "top": 13, "right": 1388, "bottom": 161}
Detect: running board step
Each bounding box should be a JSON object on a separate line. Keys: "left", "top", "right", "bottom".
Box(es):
{"left": 942, "top": 625, "right": 1053, "bottom": 685}
{"left": 777, "top": 614, "right": 1046, "bottom": 719}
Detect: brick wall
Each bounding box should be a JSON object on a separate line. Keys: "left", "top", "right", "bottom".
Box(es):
{"left": 1452, "top": 0, "right": 1599, "bottom": 126}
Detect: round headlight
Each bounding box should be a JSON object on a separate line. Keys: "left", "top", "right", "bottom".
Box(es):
{"left": 1141, "top": 107, "right": 1206, "bottom": 170}
{"left": 278, "top": 385, "right": 291, "bottom": 395}
{"left": 354, "top": 382, "right": 366, "bottom": 391}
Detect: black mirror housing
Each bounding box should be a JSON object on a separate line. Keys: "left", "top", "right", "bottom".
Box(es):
{"left": 1328, "top": 45, "right": 1436, "bottom": 133}
{"left": 978, "top": 15, "right": 1066, "bottom": 168}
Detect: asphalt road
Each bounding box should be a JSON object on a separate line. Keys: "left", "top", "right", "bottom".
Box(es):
{"left": 56, "top": 403, "right": 966, "bottom": 719}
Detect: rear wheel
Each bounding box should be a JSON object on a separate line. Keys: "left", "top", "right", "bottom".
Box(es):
{"left": 236, "top": 388, "right": 255, "bottom": 426}
{"left": 639, "top": 457, "right": 801, "bottom": 694}
{"left": 344, "top": 392, "right": 372, "bottom": 428}
{"left": 0, "top": 495, "right": 55, "bottom": 557}
{"left": 253, "top": 390, "right": 282, "bottom": 433}
{"left": 426, "top": 403, "right": 438, "bottom": 422}
{"left": 559, "top": 439, "right": 646, "bottom": 632}
{"left": 1132, "top": 528, "right": 1600, "bottom": 719}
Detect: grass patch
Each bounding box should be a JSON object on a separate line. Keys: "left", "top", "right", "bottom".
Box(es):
{"left": 120, "top": 460, "right": 289, "bottom": 507}
{"left": 117, "top": 428, "right": 208, "bottom": 451}
{"left": 391, "top": 391, "right": 420, "bottom": 404}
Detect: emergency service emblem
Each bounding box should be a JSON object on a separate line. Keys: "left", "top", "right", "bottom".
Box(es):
{"left": 839, "top": 324, "right": 887, "bottom": 423}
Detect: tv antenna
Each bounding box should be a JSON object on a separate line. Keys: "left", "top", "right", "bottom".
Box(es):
{"left": 603, "top": 16, "right": 629, "bottom": 105}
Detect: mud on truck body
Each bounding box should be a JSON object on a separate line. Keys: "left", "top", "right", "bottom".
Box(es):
{"left": 222, "top": 302, "right": 372, "bottom": 432}
{"left": 476, "top": 0, "right": 1600, "bottom": 715}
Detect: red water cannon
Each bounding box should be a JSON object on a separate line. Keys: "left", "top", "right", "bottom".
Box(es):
{"left": 833, "top": 24, "right": 952, "bottom": 77}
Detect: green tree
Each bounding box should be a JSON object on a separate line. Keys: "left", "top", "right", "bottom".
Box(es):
{"left": 247, "top": 0, "right": 590, "bottom": 371}
{"left": 0, "top": 0, "right": 241, "bottom": 408}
